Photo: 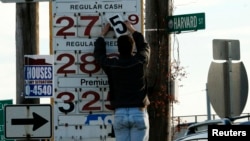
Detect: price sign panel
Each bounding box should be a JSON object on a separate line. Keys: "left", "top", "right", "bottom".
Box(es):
{"left": 24, "top": 55, "right": 53, "bottom": 98}
{"left": 52, "top": 0, "right": 143, "bottom": 140}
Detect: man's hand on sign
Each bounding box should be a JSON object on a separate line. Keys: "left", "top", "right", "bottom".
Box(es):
{"left": 124, "top": 21, "right": 136, "bottom": 34}
{"left": 101, "top": 23, "right": 111, "bottom": 37}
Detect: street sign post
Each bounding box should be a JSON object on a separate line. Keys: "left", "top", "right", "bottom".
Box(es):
{"left": 5, "top": 104, "right": 52, "bottom": 139}
{"left": 167, "top": 12, "right": 205, "bottom": 33}
{"left": 207, "top": 39, "right": 248, "bottom": 118}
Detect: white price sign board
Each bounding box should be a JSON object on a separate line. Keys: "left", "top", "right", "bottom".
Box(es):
{"left": 52, "top": 0, "right": 143, "bottom": 140}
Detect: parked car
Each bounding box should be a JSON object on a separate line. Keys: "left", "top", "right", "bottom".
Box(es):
{"left": 174, "top": 131, "right": 207, "bottom": 141}
{"left": 229, "top": 115, "right": 250, "bottom": 125}
{"left": 174, "top": 115, "right": 250, "bottom": 141}
{"left": 174, "top": 118, "right": 232, "bottom": 141}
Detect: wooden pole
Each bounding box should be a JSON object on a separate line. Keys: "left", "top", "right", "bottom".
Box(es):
{"left": 16, "top": 3, "right": 40, "bottom": 104}
{"left": 145, "top": 0, "right": 172, "bottom": 140}
{"left": 16, "top": 2, "right": 40, "bottom": 140}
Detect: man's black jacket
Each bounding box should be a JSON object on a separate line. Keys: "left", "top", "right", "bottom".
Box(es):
{"left": 94, "top": 31, "right": 150, "bottom": 109}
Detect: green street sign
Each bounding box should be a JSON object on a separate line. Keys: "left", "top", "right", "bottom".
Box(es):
{"left": 167, "top": 12, "right": 205, "bottom": 33}
{"left": 0, "top": 99, "right": 13, "bottom": 141}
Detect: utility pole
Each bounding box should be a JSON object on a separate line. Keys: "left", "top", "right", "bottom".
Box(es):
{"left": 145, "top": 0, "right": 172, "bottom": 141}
{"left": 16, "top": 1, "right": 40, "bottom": 117}
{"left": 16, "top": 3, "right": 40, "bottom": 141}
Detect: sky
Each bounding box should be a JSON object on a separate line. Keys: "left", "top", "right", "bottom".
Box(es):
{"left": 172, "top": 0, "right": 250, "bottom": 117}
{"left": 0, "top": 0, "right": 250, "bottom": 119}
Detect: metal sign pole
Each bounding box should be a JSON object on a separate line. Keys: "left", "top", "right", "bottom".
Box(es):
{"left": 227, "top": 41, "right": 233, "bottom": 117}
{"left": 206, "top": 83, "right": 211, "bottom": 120}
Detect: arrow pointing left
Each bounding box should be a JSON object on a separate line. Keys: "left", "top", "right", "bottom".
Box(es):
{"left": 11, "top": 112, "right": 48, "bottom": 131}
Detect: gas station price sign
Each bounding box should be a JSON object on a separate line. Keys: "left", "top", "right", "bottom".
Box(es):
{"left": 52, "top": 0, "right": 143, "bottom": 140}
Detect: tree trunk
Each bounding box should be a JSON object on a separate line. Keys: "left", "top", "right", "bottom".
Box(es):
{"left": 145, "top": 0, "right": 172, "bottom": 141}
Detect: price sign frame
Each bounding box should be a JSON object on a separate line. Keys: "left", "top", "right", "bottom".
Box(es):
{"left": 52, "top": 0, "right": 143, "bottom": 140}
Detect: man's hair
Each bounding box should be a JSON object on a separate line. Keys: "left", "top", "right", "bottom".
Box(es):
{"left": 117, "top": 35, "right": 134, "bottom": 56}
